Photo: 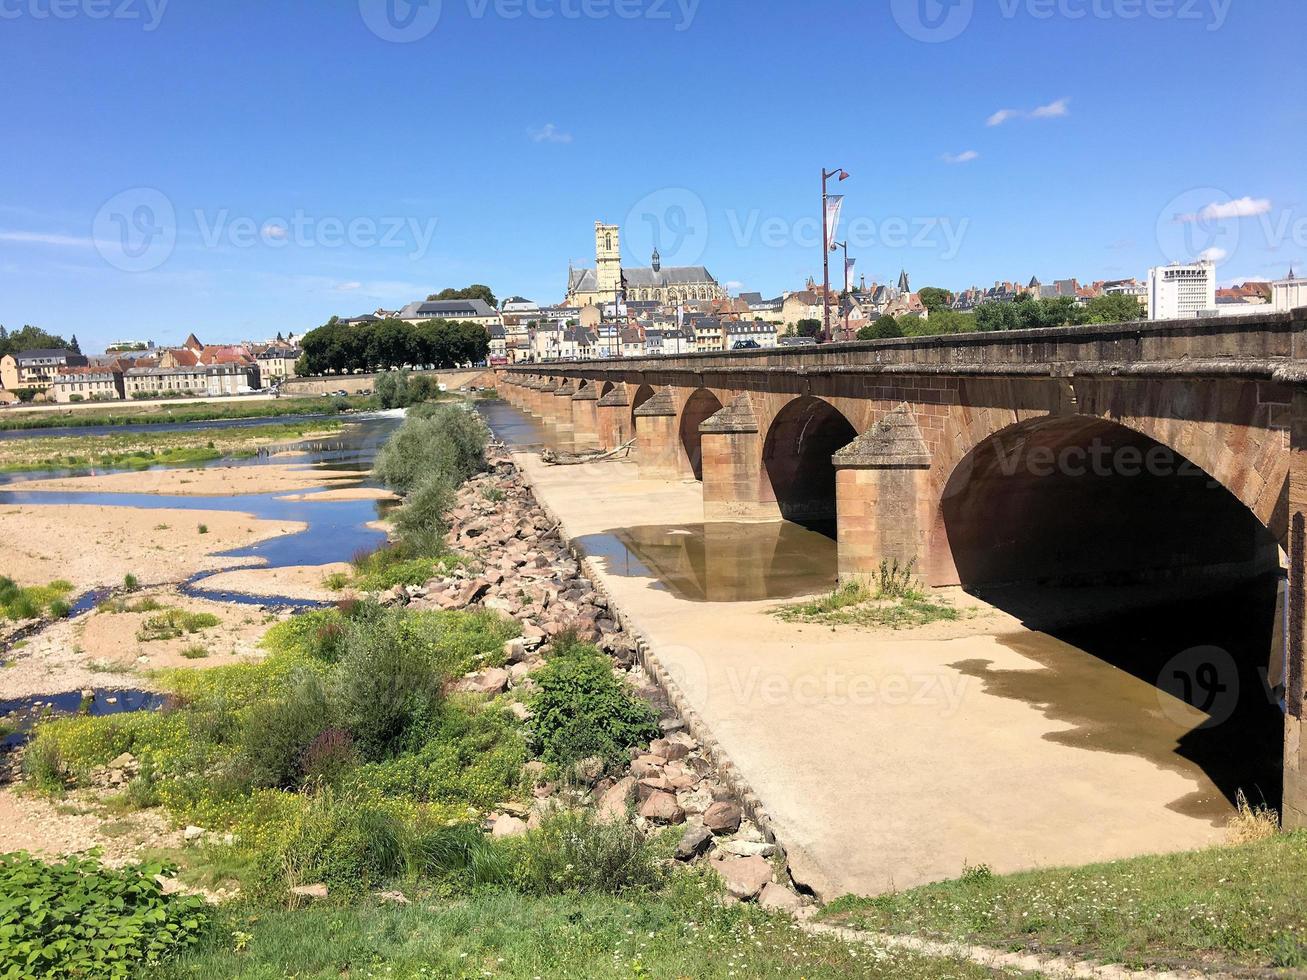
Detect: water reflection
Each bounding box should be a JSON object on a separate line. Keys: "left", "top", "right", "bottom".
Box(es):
{"left": 576, "top": 522, "right": 837, "bottom": 602}
{"left": 476, "top": 399, "right": 572, "bottom": 453}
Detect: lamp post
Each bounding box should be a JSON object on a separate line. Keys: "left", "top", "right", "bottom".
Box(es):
{"left": 831, "top": 239, "right": 850, "bottom": 340}
{"left": 821, "top": 166, "right": 849, "bottom": 343}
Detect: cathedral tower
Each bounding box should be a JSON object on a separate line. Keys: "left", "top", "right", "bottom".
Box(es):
{"left": 595, "top": 221, "right": 622, "bottom": 301}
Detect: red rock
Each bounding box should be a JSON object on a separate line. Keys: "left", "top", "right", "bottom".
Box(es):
{"left": 710, "top": 855, "right": 772, "bottom": 900}
{"left": 702, "top": 801, "right": 742, "bottom": 834}
{"left": 637, "top": 790, "right": 684, "bottom": 824}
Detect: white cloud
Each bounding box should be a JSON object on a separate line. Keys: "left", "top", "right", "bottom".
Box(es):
{"left": 942, "top": 150, "right": 979, "bottom": 164}
{"left": 1030, "top": 97, "right": 1070, "bottom": 119}
{"left": 987, "top": 99, "right": 1070, "bottom": 126}
{"left": 725, "top": 280, "right": 745, "bottom": 291}
{"left": 1200, "top": 196, "right": 1272, "bottom": 221}
{"left": 0, "top": 230, "right": 96, "bottom": 247}
{"left": 261, "top": 222, "right": 289, "bottom": 240}
{"left": 1200, "top": 247, "right": 1228, "bottom": 264}
{"left": 333, "top": 281, "right": 363, "bottom": 292}
{"left": 528, "top": 123, "right": 572, "bottom": 144}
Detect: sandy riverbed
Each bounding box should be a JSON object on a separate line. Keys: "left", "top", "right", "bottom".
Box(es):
{"left": 0, "top": 503, "right": 305, "bottom": 593}
{"left": 15, "top": 462, "right": 365, "bottom": 497}
{"left": 197, "top": 562, "right": 352, "bottom": 601}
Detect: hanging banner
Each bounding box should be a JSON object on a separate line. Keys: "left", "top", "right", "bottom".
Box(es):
{"left": 844, "top": 257, "right": 856, "bottom": 293}
{"left": 824, "top": 194, "right": 844, "bottom": 246}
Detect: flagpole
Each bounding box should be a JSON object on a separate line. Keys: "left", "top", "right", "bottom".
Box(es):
{"left": 821, "top": 166, "right": 849, "bottom": 344}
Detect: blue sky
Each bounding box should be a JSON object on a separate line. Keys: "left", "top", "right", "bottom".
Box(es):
{"left": 1, "top": 0, "right": 1303, "bottom": 351}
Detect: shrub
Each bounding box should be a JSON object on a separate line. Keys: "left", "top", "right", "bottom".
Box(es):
{"left": 0, "top": 852, "right": 207, "bottom": 978}
{"left": 374, "top": 406, "right": 487, "bottom": 495}
{"left": 512, "top": 809, "right": 664, "bottom": 896}
{"left": 528, "top": 642, "right": 660, "bottom": 767}
{"left": 265, "top": 791, "right": 409, "bottom": 900}
{"left": 137, "top": 609, "right": 221, "bottom": 642}
{"left": 392, "top": 473, "right": 455, "bottom": 554}
{"left": 333, "top": 610, "right": 448, "bottom": 761}
{"left": 238, "top": 670, "right": 334, "bottom": 789}
{"left": 299, "top": 727, "right": 359, "bottom": 789}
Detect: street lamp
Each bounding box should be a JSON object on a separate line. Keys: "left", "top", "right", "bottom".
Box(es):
{"left": 821, "top": 166, "right": 849, "bottom": 343}
{"left": 831, "top": 239, "right": 850, "bottom": 340}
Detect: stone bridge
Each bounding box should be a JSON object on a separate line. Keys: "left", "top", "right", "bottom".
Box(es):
{"left": 499, "top": 308, "right": 1307, "bottom": 828}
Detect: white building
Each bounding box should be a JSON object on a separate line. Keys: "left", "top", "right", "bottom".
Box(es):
{"left": 1148, "top": 261, "right": 1216, "bottom": 320}
{"left": 1273, "top": 269, "right": 1307, "bottom": 313}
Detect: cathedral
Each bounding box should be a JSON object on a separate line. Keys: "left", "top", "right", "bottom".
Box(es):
{"left": 565, "top": 221, "right": 726, "bottom": 307}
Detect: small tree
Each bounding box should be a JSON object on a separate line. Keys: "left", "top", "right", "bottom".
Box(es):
{"left": 857, "top": 314, "right": 903, "bottom": 340}
{"left": 795, "top": 318, "right": 822, "bottom": 338}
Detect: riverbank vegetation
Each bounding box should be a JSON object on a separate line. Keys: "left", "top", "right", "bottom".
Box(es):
{"left": 0, "top": 395, "right": 371, "bottom": 432}
{"left": 297, "top": 316, "right": 489, "bottom": 376}
{"left": 774, "top": 559, "right": 959, "bottom": 628}
{"left": 0, "top": 576, "right": 74, "bottom": 621}
{"left": 821, "top": 830, "right": 1307, "bottom": 971}
{"left": 0, "top": 420, "right": 343, "bottom": 473}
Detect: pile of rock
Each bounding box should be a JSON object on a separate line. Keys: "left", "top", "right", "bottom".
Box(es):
{"left": 387, "top": 443, "right": 808, "bottom": 913}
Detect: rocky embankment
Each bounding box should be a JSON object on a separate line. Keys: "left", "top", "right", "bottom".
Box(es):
{"left": 382, "top": 443, "right": 808, "bottom": 912}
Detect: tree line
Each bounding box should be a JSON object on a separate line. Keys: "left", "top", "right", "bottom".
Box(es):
{"left": 0, "top": 325, "right": 79, "bottom": 358}
{"left": 297, "top": 317, "right": 490, "bottom": 376}
{"left": 856, "top": 291, "right": 1145, "bottom": 341}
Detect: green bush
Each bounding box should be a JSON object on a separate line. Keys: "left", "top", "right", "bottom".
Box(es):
{"left": 528, "top": 641, "right": 660, "bottom": 767}
{"left": 374, "top": 406, "right": 487, "bottom": 495}
{"left": 512, "top": 809, "right": 665, "bottom": 896}
{"left": 333, "top": 610, "right": 448, "bottom": 761}
{"left": 239, "top": 670, "right": 334, "bottom": 789}
{"left": 136, "top": 608, "right": 220, "bottom": 642}
{"left": 392, "top": 472, "right": 455, "bottom": 554}
{"left": 264, "top": 791, "right": 410, "bottom": 900}
{"left": 0, "top": 852, "right": 207, "bottom": 978}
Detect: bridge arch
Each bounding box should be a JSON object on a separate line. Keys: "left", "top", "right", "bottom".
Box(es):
{"left": 762, "top": 396, "right": 857, "bottom": 534}
{"left": 630, "top": 383, "right": 655, "bottom": 428}
{"left": 679, "top": 388, "right": 724, "bottom": 481}
{"left": 932, "top": 413, "right": 1280, "bottom": 590}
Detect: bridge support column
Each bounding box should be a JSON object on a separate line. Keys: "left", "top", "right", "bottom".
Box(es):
{"left": 537, "top": 378, "right": 561, "bottom": 422}
{"left": 700, "top": 393, "right": 778, "bottom": 521}
{"left": 571, "top": 383, "right": 601, "bottom": 451}
{"left": 831, "top": 404, "right": 934, "bottom": 584}
{"left": 596, "top": 384, "right": 632, "bottom": 450}
{"left": 634, "top": 387, "right": 681, "bottom": 480}
{"left": 1285, "top": 386, "right": 1307, "bottom": 828}
{"left": 551, "top": 380, "right": 577, "bottom": 436}
{"left": 523, "top": 379, "right": 542, "bottom": 415}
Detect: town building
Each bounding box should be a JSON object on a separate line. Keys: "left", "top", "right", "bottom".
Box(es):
{"left": 0, "top": 349, "right": 89, "bottom": 396}
{"left": 395, "top": 299, "right": 501, "bottom": 327}
{"left": 255, "top": 344, "right": 301, "bottom": 382}
{"left": 564, "top": 221, "right": 726, "bottom": 307}
{"left": 1148, "top": 261, "right": 1216, "bottom": 320}
{"left": 51, "top": 364, "right": 125, "bottom": 403}
{"left": 1272, "top": 270, "right": 1307, "bottom": 313}
{"left": 124, "top": 362, "right": 261, "bottom": 399}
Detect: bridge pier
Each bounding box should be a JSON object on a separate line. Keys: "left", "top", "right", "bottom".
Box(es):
{"left": 700, "top": 393, "right": 778, "bottom": 521}
{"left": 596, "top": 383, "right": 632, "bottom": 450}
{"left": 571, "top": 382, "right": 601, "bottom": 450}
{"left": 551, "top": 380, "right": 578, "bottom": 436}
{"left": 536, "top": 378, "right": 560, "bottom": 422}
{"left": 1286, "top": 387, "right": 1307, "bottom": 828}
{"left": 832, "top": 404, "right": 934, "bottom": 584}
{"left": 634, "top": 387, "right": 682, "bottom": 480}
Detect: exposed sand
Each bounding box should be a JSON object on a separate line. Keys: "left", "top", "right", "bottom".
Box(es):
{"left": 0, "top": 788, "right": 183, "bottom": 867}
{"left": 0, "top": 503, "right": 304, "bottom": 593}
{"left": 197, "top": 562, "right": 351, "bottom": 602}
{"left": 275, "top": 486, "right": 397, "bottom": 503}
{"left": 16, "top": 462, "right": 363, "bottom": 497}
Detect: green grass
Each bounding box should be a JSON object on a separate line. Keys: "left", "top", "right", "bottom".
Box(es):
{"left": 0, "top": 420, "right": 344, "bottom": 474}
{"left": 180, "top": 644, "right": 210, "bottom": 660}
{"left": 336, "top": 546, "right": 465, "bottom": 592}
{"left": 776, "top": 580, "right": 959, "bottom": 628}
{"left": 153, "top": 884, "right": 991, "bottom": 979}
{"left": 136, "top": 608, "right": 222, "bottom": 642}
{"left": 820, "top": 832, "right": 1307, "bottom": 971}
{"left": 0, "top": 576, "right": 75, "bottom": 621}
{"left": 97, "top": 596, "right": 165, "bottom": 615}
{"left": 0, "top": 395, "right": 373, "bottom": 432}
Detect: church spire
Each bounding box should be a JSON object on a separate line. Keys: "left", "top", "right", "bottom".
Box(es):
{"left": 651, "top": 247, "right": 661, "bottom": 273}
{"left": 897, "top": 269, "right": 910, "bottom": 293}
